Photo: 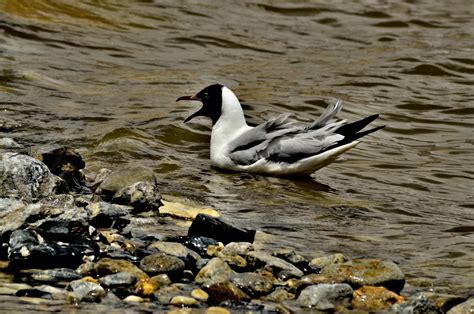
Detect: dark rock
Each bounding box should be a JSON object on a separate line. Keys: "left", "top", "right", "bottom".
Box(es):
{"left": 273, "top": 249, "right": 312, "bottom": 274}
{"left": 40, "top": 147, "right": 91, "bottom": 194}
{"left": 246, "top": 251, "right": 303, "bottom": 278}
{"left": 207, "top": 282, "right": 250, "bottom": 304}
{"left": 230, "top": 272, "right": 273, "bottom": 297}
{"left": 188, "top": 214, "right": 256, "bottom": 245}
{"left": 93, "top": 258, "right": 148, "bottom": 280}
{"left": 31, "top": 268, "right": 80, "bottom": 282}
{"left": 8, "top": 229, "right": 96, "bottom": 269}
{"left": 86, "top": 202, "right": 131, "bottom": 229}
{"left": 321, "top": 258, "right": 405, "bottom": 293}
{"left": 139, "top": 253, "right": 186, "bottom": 276}
{"left": 297, "top": 283, "right": 353, "bottom": 310}
{"left": 99, "top": 272, "right": 137, "bottom": 287}
{"left": 391, "top": 294, "right": 442, "bottom": 314}
{"left": 182, "top": 236, "right": 218, "bottom": 256}
{"left": 69, "top": 280, "right": 106, "bottom": 302}
{"left": 112, "top": 181, "right": 162, "bottom": 212}
{"left": 0, "top": 153, "right": 65, "bottom": 202}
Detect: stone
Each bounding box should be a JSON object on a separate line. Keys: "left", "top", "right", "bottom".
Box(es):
{"left": 448, "top": 298, "right": 474, "bottom": 314}
{"left": 191, "top": 288, "right": 209, "bottom": 302}
{"left": 321, "top": 258, "right": 405, "bottom": 293}
{"left": 273, "top": 249, "right": 312, "bottom": 273}
{"left": 207, "top": 307, "right": 231, "bottom": 314}
{"left": 95, "top": 166, "right": 156, "bottom": 198}
{"left": 140, "top": 253, "right": 186, "bottom": 275}
{"left": 39, "top": 147, "right": 91, "bottom": 194}
{"left": 246, "top": 251, "right": 303, "bottom": 278}
{"left": 76, "top": 262, "right": 95, "bottom": 276}
{"left": 263, "top": 288, "right": 295, "bottom": 302}
{"left": 16, "top": 285, "right": 69, "bottom": 300}
{"left": 93, "top": 258, "right": 148, "bottom": 280}
{"left": 222, "top": 242, "right": 254, "bottom": 256}
{"left": 0, "top": 282, "right": 32, "bottom": 295}
{"left": 112, "top": 181, "right": 162, "bottom": 212}
{"left": 194, "top": 257, "right": 235, "bottom": 287}
{"left": 352, "top": 285, "right": 404, "bottom": 310}
{"left": 297, "top": 283, "right": 353, "bottom": 310}
{"left": 0, "top": 153, "right": 64, "bottom": 202}
{"left": 148, "top": 241, "right": 200, "bottom": 260}
{"left": 310, "top": 253, "right": 348, "bottom": 270}
{"left": 188, "top": 214, "right": 255, "bottom": 244}
{"left": 69, "top": 280, "right": 106, "bottom": 302}
{"left": 0, "top": 137, "right": 22, "bottom": 148}
{"left": 0, "top": 198, "right": 26, "bottom": 237}
{"left": 134, "top": 277, "right": 159, "bottom": 296}
{"left": 150, "top": 273, "right": 172, "bottom": 287}
{"left": 31, "top": 268, "right": 80, "bottom": 282}
{"left": 123, "top": 295, "right": 144, "bottom": 303}
{"left": 207, "top": 282, "right": 250, "bottom": 304}
{"left": 86, "top": 202, "right": 132, "bottom": 229}
{"left": 178, "top": 236, "right": 218, "bottom": 256}
{"left": 99, "top": 272, "right": 137, "bottom": 287}
{"left": 230, "top": 272, "right": 273, "bottom": 297}
{"left": 160, "top": 200, "right": 219, "bottom": 220}
{"left": 170, "top": 295, "right": 199, "bottom": 306}
{"left": 391, "top": 294, "right": 441, "bottom": 313}
{"left": 217, "top": 252, "right": 247, "bottom": 269}
{"left": 421, "top": 292, "right": 466, "bottom": 313}
{"left": 287, "top": 273, "right": 346, "bottom": 293}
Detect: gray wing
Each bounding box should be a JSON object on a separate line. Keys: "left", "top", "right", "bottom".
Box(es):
{"left": 306, "top": 100, "right": 343, "bottom": 130}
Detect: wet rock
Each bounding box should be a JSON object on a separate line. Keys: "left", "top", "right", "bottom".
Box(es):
{"left": 16, "top": 285, "right": 68, "bottom": 300}
{"left": 31, "top": 268, "right": 80, "bottom": 282}
{"left": 309, "top": 253, "right": 348, "bottom": 270}
{"left": 0, "top": 282, "right": 32, "bottom": 295}
{"left": 222, "top": 242, "right": 254, "bottom": 256}
{"left": 230, "top": 272, "right": 273, "bottom": 297}
{"left": 40, "top": 147, "right": 91, "bottom": 194}
{"left": 99, "top": 271, "right": 137, "bottom": 287}
{"left": 69, "top": 280, "right": 106, "bottom": 302}
{"left": 134, "top": 277, "right": 159, "bottom": 297}
{"left": 93, "top": 258, "right": 148, "bottom": 280}
{"left": 86, "top": 202, "right": 132, "bottom": 229}
{"left": 148, "top": 241, "right": 200, "bottom": 260}
{"left": 182, "top": 236, "right": 218, "bottom": 256}
{"left": 263, "top": 288, "right": 295, "bottom": 302}
{"left": 76, "top": 262, "right": 95, "bottom": 276}
{"left": 218, "top": 300, "right": 264, "bottom": 311}
{"left": 0, "top": 137, "right": 22, "bottom": 149}
{"left": 207, "top": 282, "right": 250, "bottom": 304}
{"left": 95, "top": 166, "right": 156, "bottom": 199}
{"left": 217, "top": 252, "right": 247, "bottom": 269}
{"left": 150, "top": 273, "right": 172, "bottom": 287}
{"left": 123, "top": 295, "right": 144, "bottom": 303}
{"left": 112, "top": 181, "right": 162, "bottom": 212}
{"left": 287, "top": 273, "right": 346, "bottom": 293}
{"left": 0, "top": 198, "right": 26, "bottom": 237}
{"left": 188, "top": 214, "right": 256, "bottom": 245}
{"left": 352, "top": 285, "right": 404, "bottom": 310}
{"left": 321, "top": 258, "right": 405, "bottom": 293}
{"left": 139, "top": 253, "right": 186, "bottom": 275}
{"left": 8, "top": 229, "right": 96, "bottom": 269}
{"left": 160, "top": 200, "right": 219, "bottom": 220}
{"left": 191, "top": 288, "right": 209, "bottom": 302}
{"left": 297, "top": 283, "right": 353, "bottom": 310}
{"left": 0, "top": 153, "right": 64, "bottom": 202}
{"left": 246, "top": 251, "right": 303, "bottom": 278}
{"left": 420, "top": 292, "right": 466, "bottom": 313}
{"left": 448, "top": 298, "right": 474, "bottom": 314}
{"left": 170, "top": 295, "right": 199, "bottom": 306}
{"left": 391, "top": 294, "right": 441, "bottom": 314}
{"left": 273, "top": 249, "right": 312, "bottom": 273}
{"left": 153, "top": 283, "right": 195, "bottom": 304}
{"left": 195, "top": 257, "right": 235, "bottom": 287}
{"left": 206, "top": 306, "right": 231, "bottom": 314}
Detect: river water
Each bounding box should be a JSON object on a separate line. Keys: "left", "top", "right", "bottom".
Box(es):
{"left": 0, "top": 0, "right": 473, "bottom": 299}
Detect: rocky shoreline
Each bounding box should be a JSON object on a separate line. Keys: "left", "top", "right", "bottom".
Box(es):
{"left": 0, "top": 143, "right": 472, "bottom": 313}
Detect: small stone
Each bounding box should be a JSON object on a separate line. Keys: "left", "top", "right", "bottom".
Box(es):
{"left": 191, "top": 288, "right": 209, "bottom": 302}
{"left": 150, "top": 273, "right": 172, "bottom": 287}
{"left": 76, "top": 262, "right": 95, "bottom": 276}
{"left": 99, "top": 272, "right": 137, "bottom": 287}
{"left": 160, "top": 200, "right": 219, "bottom": 220}
{"left": 0, "top": 282, "right": 32, "bottom": 295}
{"left": 230, "top": 272, "right": 273, "bottom": 297}
{"left": 95, "top": 166, "right": 156, "bottom": 197}
{"left": 246, "top": 251, "right": 303, "bottom": 278}
{"left": 86, "top": 202, "right": 132, "bottom": 228}
{"left": 207, "top": 282, "right": 250, "bottom": 304}
{"left": 188, "top": 214, "right": 255, "bottom": 244}
{"left": 218, "top": 253, "right": 247, "bottom": 268}
{"left": 321, "top": 258, "right": 405, "bottom": 293}
{"left": 263, "top": 288, "right": 295, "bottom": 302}
{"left": 170, "top": 295, "right": 198, "bottom": 306}
{"left": 207, "top": 243, "right": 224, "bottom": 257}
{"left": 448, "top": 298, "right": 474, "bottom": 314}
{"left": 0, "top": 137, "right": 22, "bottom": 148}
{"left": 123, "top": 295, "right": 144, "bottom": 303}
{"left": 93, "top": 258, "right": 148, "bottom": 280}
{"left": 195, "top": 257, "right": 235, "bottom": 287}
{"left": 183, "top": 236, "right": 218, "bottom": 256}
{"left": 391, "top": 294, "right": 441, "bottom": 313}
{"left": 148, "top": 241, "right": 200, "bottom": 260}
{"left": 206, "top": 307, "right": 231, "bottom": 314}
{"left": 69, "top": 280, "right": 106, "bottom": 302}
{"left": 16, "top": 285, "right": 68, "bottom": 300}
{"left": 140, "top": 253, "right": 186, "bottom": 275}
{"left": 31, "top": 268, "right": 80, "bottom": 282}
{"left": 352, "top": 285, "right": 404, "bottom": 310}
{"left": 421, "top": 292, "right": 466, "bottom": 313}
{"left": 0, "top": 198, "right": 27, "bottom": 237}
{"left": 297, "top": 283, "right": 353, "bottom": 310}
{"left": 310, "top": 253, "right": 348, "bottom": 270}
{"left": 134, "top": 277, "right": 159, "bottom": 296}
{"left": 112, "top": 181, "right": 162, "bottom": 212}
{"left": 222, "top": 242, "right": 254, "bottom": 256}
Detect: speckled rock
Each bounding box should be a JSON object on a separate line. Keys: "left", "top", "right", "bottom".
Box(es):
{"left": 160, "top": 200, "right": 219, "bottom": 220}
{"left": 447, "top": 298, "right": 474, "bottom": 314}
{"left": 148, "top": 241, "right": 200, "bottom": 260}
{"left": 170, "top": 295, "right": 199, "bottom": 306}
{"left": 69, "top": 280, "right": 106, "bottom": 302}
{"left": 297, "top": 283, "right": 353, "bottom": 310}
{"left": 0, "top": 137, "right": 22, "bottom": 148}
{"left": 31, "top": 268, "right": 80, "bottom": 282}
{"left": 112, "top": 181, "right": 162, "bottom": 212}
{"left": 310, "top": 253, "right": 348, "bottom": 270}
{"left": 352, "top": 285, "right": 404, "bottom": 310}
{"left": 230, "top": 272, "right": 273, "bottom": 297}
{"left": 0, "top": 198, "right": 26, "bottom": 236}
{"left": 222, "top": 242, "right": 254, "bottom": 256}
{"left": 93, "top": 258, "right": 148, "bottom": 280}
{"left": 195, "top": 257, "right": 235, "bottom": 287}
{"left": 207, "top": 282, "right": 250, "bottom": 304}
{"left": 262, "top": 288, "right": 295, "bottom": 302}
{"left": 321, "top": 258, "right": 405, "bottom": 293}
{"left": 391, "top": 294, "right": 441, "bottom": 313}
{"left": 139, "top": 253, "right": 186, "bottom": 275}
{"left": 99, "top": 271, "right": 137, "bottom": 287}
{"left": 0, "top": 153, "right": 64, "bottom": 202}
{"left": 420, "top": 292, "right": 466, "bottom": 313}
{"left": 246, "top": 251, "right": 303, "bottom": 278}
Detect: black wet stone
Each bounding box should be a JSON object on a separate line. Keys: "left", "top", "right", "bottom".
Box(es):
{"left": 188, "top": 214, "right": 256, "bottom": 245}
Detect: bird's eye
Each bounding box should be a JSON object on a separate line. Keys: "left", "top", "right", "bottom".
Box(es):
{"left": 203, "top": 93, "right": 209, "bottom": 99}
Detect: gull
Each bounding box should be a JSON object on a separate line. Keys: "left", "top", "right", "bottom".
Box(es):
{"left": 177, "top": 84, "right": 384, "bottom": 176}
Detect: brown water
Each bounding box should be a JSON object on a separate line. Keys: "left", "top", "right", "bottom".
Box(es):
{"left": 1, "top": 0, "right": 473, "bottom": 298}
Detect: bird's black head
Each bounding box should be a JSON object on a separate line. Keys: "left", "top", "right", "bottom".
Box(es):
{"left": 177, "top": 84, "right": 223, "bottom": 125}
